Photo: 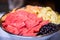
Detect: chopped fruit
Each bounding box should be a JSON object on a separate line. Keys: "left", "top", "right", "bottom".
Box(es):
{"left": 23, "top": 33, "right": 36, "bottom": 36}
{"left": 40, "top": 20, "right": 50, "bottom": 26}
{"left": 21, "top": 28, "right": 28, "bottom": 34}
{"left": 37, "top": 23, "right": 59, "bottom": 35}
{"left": 5, "top": 25, "right": 19, "bottom": 35}
{"left": 2, "top": 6, "right": 59, "bottom": 37}
{"left": 33, "top": 20, "right": 49, "bottom": 32}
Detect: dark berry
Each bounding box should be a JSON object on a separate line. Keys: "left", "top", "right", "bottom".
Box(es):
{"left": 37, "top": 23, "right": 59, "bottom": 35}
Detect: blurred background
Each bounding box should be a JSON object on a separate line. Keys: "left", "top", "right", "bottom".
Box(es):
{"left": 0, "top": 0, "right": 60, "bottom": 13}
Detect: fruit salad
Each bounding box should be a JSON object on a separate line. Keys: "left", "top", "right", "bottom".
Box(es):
{"left": 1, "top": 5, "right": 60, "bottom": 37}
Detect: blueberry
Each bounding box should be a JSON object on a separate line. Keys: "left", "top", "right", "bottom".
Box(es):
{"left": 37, "top": 23, "right": 59, "bottom": 35}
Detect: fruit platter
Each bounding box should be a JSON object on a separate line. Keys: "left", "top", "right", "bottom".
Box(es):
{"left": 0, "top": 5, "right": 60, "bottom": 40}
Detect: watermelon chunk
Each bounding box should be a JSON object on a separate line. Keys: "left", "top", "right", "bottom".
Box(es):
{"left": 23, "top": 33, "right": 36, "bottom": 36}
{"left": 5, "top": 25, "right": 19, "bottom": 34}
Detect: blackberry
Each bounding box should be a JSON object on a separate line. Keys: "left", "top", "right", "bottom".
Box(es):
{"left": 37, "top": 23, "right": 59, "bottom": 35}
